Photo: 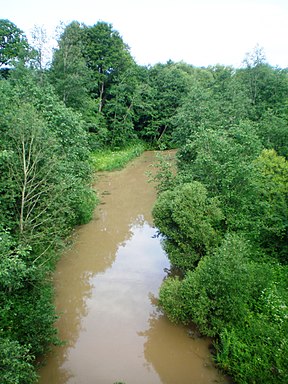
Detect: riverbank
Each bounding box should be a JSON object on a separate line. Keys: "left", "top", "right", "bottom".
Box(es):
{"left": 90, "top": 141, "right": 145, "bottom": 171}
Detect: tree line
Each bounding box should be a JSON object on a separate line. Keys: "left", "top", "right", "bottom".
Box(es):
{"left": 0, "top": 18, "right": 287, "bottom": 383}
{"left": 152, "top": 49, "right": 288, "bottom": 383}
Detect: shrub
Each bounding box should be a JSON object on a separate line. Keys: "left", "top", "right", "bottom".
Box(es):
{"left": 0, "top": 338, "right": 38, "bottom": 384}
{"left": 153, "top": 182, "right": 223, "bottom": 270}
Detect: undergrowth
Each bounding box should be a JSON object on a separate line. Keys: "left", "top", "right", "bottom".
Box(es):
{"left": 90, "top": 142, "right": 145, "bottom": 171}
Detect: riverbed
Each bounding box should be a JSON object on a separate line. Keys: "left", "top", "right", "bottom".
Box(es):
{"left": 38, "top": 151, "right": 228, "bottom": 384}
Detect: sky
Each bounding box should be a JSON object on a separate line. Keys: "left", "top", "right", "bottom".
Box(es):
{"left": 2, "top": 0, "right": 288, "bottom": 68}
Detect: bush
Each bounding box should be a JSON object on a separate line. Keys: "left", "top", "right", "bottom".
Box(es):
{"left": 1, "top": 283, "right": 58, "bottom": 356}
{"left": 217, "top": 313, "right": 288, "bottom": 384}
{"left": 0, "top": 338, "right": 38, "bottom": 384}
{"left": 68, "top": 185, "right": 98, "bottom": 226}
{"left": 153, "top": 182, "right": 223, "bottom": 270}
{"left": 159, "top": 234, "right": 288, "bottom": 382}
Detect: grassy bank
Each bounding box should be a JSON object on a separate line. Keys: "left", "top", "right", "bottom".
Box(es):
{"left": 90, "top": 142, "right": 146, "bottom": 172}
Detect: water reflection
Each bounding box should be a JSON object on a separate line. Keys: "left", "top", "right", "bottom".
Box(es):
{"left": 82, "top": 221, "right": 168, "bottom": 375}
{"left": 40, "top": 220, "right": 168, "bottom": 383}
{"left": 140, "top": 305, "right": 228, "bottom": 384}
{"left": 39, "top": 152, "right": 164, "bottom": 383}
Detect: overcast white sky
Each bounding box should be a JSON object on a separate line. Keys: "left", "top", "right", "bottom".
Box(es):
{"left": 2, "top": 0, "right": 288, "bottom": 68}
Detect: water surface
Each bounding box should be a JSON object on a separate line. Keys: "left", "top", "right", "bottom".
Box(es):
{"left": 39, "top": 151, "right": 228, "bottom": 384}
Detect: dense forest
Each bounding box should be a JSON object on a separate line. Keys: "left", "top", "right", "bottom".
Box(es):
{"left": 0, "top": 18, "right": 287, "bottom": 383}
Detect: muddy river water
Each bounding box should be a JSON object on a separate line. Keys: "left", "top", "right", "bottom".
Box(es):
{"left": 38, "top": 151, "right": 228, "bottom": 384}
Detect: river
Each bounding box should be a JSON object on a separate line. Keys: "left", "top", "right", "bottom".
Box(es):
{"left": 38, "top": 151, "right": 228, "bottom": 384}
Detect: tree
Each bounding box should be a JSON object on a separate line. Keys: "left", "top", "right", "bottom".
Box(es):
{"left": 30, "top": 24, "right": 50, "bottom": 71}
{"left": 172, "top": 65, "right": 250, "bottom": 146}
{"left": 239, "top": 45, "right": 288, "bottom": 120}
{"left": 241, "top": 45, "right": 267, "bottom": 108}
{"left": 104, "top": 64, "right": 140, "bottom": 147}
{"left": 6, "top": 104, "right": 65, "bottom": 242}
{"left": 50, "top": 21, "right": 140, "bottom": 149}
{"left": 0, "top": 37, "right": 99, "bottom": 382}
{"left": 50, "top": 21, "right": 92, "bottom": 110}
{"left": 0, "top": 67, "right": 96, "bottom": 253}
{"left": 176, "top": 123, "right": 263, "bottom": 234}
{"left": 83, "top": 21, "right": 133, "bottom": 113}
{"left": 129, "top": 65, "right": 156, "bottom": 142}
{"left": 254, "top": 149, "right": 288, "bottom": 262}
{"left": 0, "top": 338, "right": 38, "bottom": 384}
{"left": 144, "top": 62, "right": 191, "bottom": 146}
{"left": 1, "top": 97, "right": 74, "bottom": 253}
{"left": 159, "top": 234, "right": 256, "bottom": 331}
{"left": 256, "top": 111, "right": 288, "bottom": 158}
{"left": 0, "top": 19, "right": 30, "bottom": 67}
{"left": 151, "top": 49, "right": 288, "bottom": 384}
{"left": 159, "top": 234, "right": 288, "bottom": 383}
{"left": 152, "top": 181, "right": 223, "bottom": 270}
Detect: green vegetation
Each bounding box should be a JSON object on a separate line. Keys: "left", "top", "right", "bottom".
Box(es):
{"left": 0, "top": 21, "right": 98, "bottom": 383}
{"left": 0, "top": 19, "right": 31, "bottom": 67}
{"left": 90, "top": 141, "right": 145, "bottom": 171}
{"left": 153, "top": 182, "right": 223, "bottom": 270}
{"left": 0, "top": 18, "right": 287, "bottom": 384}
{"left": 153, "top": 47, "right": 288, "bottom": 384}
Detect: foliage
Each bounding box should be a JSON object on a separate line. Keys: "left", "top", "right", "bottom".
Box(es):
{"left": 159, "top": 234, "right": 288, "bottom": 382}
{"left": 253, "top": 149, "right": 288, "bottom": 262}
{"left": 50, "top": 21, "right": 143, "bottom": 149}
{"left": 142, "top": 62, "right": 191, "bottom": 146}
{"left": 256, "top": 111, "right": 288, "bottom": 158}
{"left": 153, "top": 182, "right": 223, "bottom": 270}
{"left": 49, "top": 21, "right": 93, "bottom": 111}
{"left": 1, "top": 19, "right": 288, "bottom": 384}
{"left": 103, "top": 65, "right": 140, "bottom": 147}
{"left": 90, "top": 141, "right": 145, "bottom": 171}
{"left": 148, "top": 151, "right": 177, "bottom": 194}
{"left": 82, "top": 20, "right": 135, "bottom": 129}
{"left": 0, "top": 25, "right": 97, "bottom": 381}
{"left": 0, "top": 228, "right": 58, "bottom": 381}
{"left": 0, "top": 19, "right": 31, "bottom": 67}
{"left": 49, "top": 25, "right": 199, "bottom": 149}
{"left": 216, "top": 279, "right": 288, "bottom": 384}
{"left": 172, "top": 65, "right": 251, "bottom": 146}
{"left": 154, "top": 47, "right": 288, "bottom": 384}
{"left": 0, "top": 229, "right": 34, "bottom": 290}
{"left": 160, "top": 235, "right": 266, "bottom": 331}
{"left": 30, "top": 25, "right": 50, "bottom": 71}
{"left": 0, "top": 338, "right": 38, "bottom": 384}
{"left": 0, "top": 70, "right": 97, "bottom": 249}
{"left": 1, "top": 281, "right": 58, "bottom": 356}
{"left": 176, "top": 123, "right": 263, "bottom": 235}
{"left": 239, "top": 46, "right": 288, "bottom": 120}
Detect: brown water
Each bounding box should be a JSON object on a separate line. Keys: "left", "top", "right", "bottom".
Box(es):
{"left": 38, "top": 151, "right": 228, "bottom": 384}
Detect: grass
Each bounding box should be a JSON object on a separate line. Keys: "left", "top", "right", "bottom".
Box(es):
{"left": 90, "top": 142, "right": 146, "bottom": 172}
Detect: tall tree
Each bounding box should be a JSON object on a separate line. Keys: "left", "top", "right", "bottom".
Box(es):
{"left": 239, "top": 45, "right": 288, "bottom": 120}
{"left": 0, "top": 19, "right": 30, "bottom": 67}
{"left": 30, "top": 24, "right": 50, "bottom": 71}
{"left": 144, "top": 62, "right": 191, "bottom": 146}
{"left": 254, "top": 149, "right": 288, "bottom": 262}
{"left": 177, "top": 124, "right": 263, "bottom": 234}
{"left": 50, "top": 21, "right": 92, "bottom": 110}
{"left": 172, "top": 65, "right": 250, "bottom": 146}
{"left": 104, "top": 64, "right": 140, "bottom": 147}
{"left": 1, "top": 67, "right": 96, "bottom": 251}
{"left": 82, "top": 21, "right": 133, "bottom": 113}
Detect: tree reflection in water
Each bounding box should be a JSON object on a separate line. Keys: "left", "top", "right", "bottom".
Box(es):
{"left": 139, "top": 294, "right": 229, "bottom": 384}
